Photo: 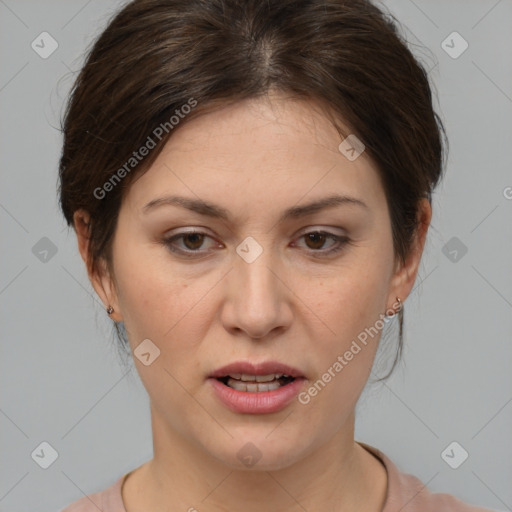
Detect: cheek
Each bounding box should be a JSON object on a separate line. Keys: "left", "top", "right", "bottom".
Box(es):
{"left": 301, "top": 295, "right": 383, "bottom": 425}
{"left": 114, "top": 265, "right": 209, "bottom": 413}
{"left": 306, "top": 259, "right": 391, "bottom": 388}
{"left": 112, "top": 232, "right": 179, "bottom": 326}
{"left": 317, "top": 266, "right": 388, "bottom": 343}
{"left": 119, "top": 276, "right": 198, "bottom": 342}
{"left": 114, "top": 252, "right": 220, "bottom": 375}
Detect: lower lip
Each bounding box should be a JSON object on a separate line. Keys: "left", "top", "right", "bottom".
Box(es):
{"left": 208, "top": 377, "right": 306, "bottom": 414}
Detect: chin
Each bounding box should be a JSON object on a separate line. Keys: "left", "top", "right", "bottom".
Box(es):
{"left": 205, "top": 433, "right": 307, "bottom": 472}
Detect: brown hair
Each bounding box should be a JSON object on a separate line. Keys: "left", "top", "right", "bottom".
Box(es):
{"left": 58, "top": 0, "right": 447, "bottom": 378}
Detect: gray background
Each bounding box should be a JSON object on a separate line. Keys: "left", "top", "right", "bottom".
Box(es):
{"left": 1, "top": 1, "right": 511, "bottom": 511}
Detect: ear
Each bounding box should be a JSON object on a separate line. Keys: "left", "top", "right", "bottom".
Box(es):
{"left": 73, "top": 209, "right": 123, "bottom": 322}
{"left": 386, "top": 198, "right": 432, "bottom": 310}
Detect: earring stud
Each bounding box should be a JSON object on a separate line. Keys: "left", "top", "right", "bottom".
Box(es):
{"left": 386, "top": 297, "right": 402, "bottom": 318}
{"left": 106, "top": 305, "right": 114, "bottom": 315}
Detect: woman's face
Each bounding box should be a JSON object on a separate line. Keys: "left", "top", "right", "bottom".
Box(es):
{"left": 87, "top": 92, "right": 426, "bottom": 470}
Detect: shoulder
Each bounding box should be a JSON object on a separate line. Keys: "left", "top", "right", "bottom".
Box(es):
{"left": 59, "top": 474, "right": 127, "bottom": 512}
{"left": 358, "top": 442, "right": 497, "bottom": 512}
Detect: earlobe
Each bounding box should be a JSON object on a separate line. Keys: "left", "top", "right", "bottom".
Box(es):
{"left": 73, "top": 209, "right": 123, "bottom": 322}
{"left": 92, "top": 257, "right": 123, "bottom": 322}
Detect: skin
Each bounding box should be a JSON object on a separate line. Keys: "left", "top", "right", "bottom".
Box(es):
{"left": 74, "top": 90, "right": 431, "bottom": 512}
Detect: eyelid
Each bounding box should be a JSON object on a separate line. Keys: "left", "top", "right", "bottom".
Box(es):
{"left": 295, "top": 225, "right": 347, "bottom": 237}
{"left": 291, "top": 229, "right": 349, "bottom": 254}
{"left": 162, "top": 226, "right": 350, "bottom": 258}
{"left": 163, "top": 229, "right": 221, "bottom": 254}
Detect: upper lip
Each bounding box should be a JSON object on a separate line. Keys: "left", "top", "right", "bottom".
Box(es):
{"left": 209, "top": 361, "right": 305, "bottom": 379}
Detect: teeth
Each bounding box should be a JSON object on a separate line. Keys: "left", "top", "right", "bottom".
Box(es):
{"left": 255, "top": 374, "right": 277, "bottom": 382}
{"left": 229, "top": 373, "right": 284, "bottom": 382}
{"left": 226, "top": 378, "right": 283, "bottom": 392}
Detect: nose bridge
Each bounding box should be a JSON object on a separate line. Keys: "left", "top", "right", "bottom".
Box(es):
{"left": 229, "top": 234, "right": 288, "bottom": 336}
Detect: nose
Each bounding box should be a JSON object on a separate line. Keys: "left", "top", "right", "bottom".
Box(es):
{"left": 222, "top": 240, "right": 293, "bottom": 340}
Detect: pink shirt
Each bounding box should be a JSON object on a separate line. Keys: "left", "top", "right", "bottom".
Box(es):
{"left": 60, "top": 442, "right": 495, "bottom": 511}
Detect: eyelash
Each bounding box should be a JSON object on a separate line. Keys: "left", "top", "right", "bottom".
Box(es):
{"left": 162, "top": 230, "right": 350, "bottom": 258}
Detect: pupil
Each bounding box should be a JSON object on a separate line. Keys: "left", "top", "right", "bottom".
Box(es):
{"left": 306, "top": 233, "right": 325, "bottom": 250}
{"left": 184, "top": 233, "right": 204, "bottom": 250}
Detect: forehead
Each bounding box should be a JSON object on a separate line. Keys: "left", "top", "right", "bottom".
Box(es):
{"left": 164, "top": 93, "right": 347, "bottom": 158}
{"left": 122, "top": 93, "right": 385, "bottom": 217}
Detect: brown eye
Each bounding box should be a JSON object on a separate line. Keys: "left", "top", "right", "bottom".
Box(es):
{"left": 181, "top": 233, "right": 206, "bottom": 250}
{"left": 295, "top": 231, "right": 350, "bottom": 257}
{"left": 304, "top": 232, "right": 329, "bottom": 250}
{"left": 163, "top": 231, "right": 219, "bottom": 257}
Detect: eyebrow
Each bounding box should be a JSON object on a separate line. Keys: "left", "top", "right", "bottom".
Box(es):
{"left": 142, "top": 193, "right": 369, "bottom": 223}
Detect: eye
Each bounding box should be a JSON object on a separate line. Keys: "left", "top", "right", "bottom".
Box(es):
{"left": 162, "top": 229, "right": 350, "bottom": 258}
{"left": 162, "top": 230, "right": 220, "bottom": 257}
{"left": 293, "top": 230, "right": 350, "bottom": 257}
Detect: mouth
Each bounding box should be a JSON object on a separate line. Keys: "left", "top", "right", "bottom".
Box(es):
{"left": 208, "top": 362, "right": 306, "bottom": 414}
{"left": 216, "top": 373, "right": 296, "bottom": 392}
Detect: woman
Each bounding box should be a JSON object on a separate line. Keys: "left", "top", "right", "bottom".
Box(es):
{"left": 58, "top": 0, "right": 494, "bottom": 510}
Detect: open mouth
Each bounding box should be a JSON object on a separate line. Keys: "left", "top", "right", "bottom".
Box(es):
{"left": 216, "top": 374, "right": 296, "bottom": 392}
